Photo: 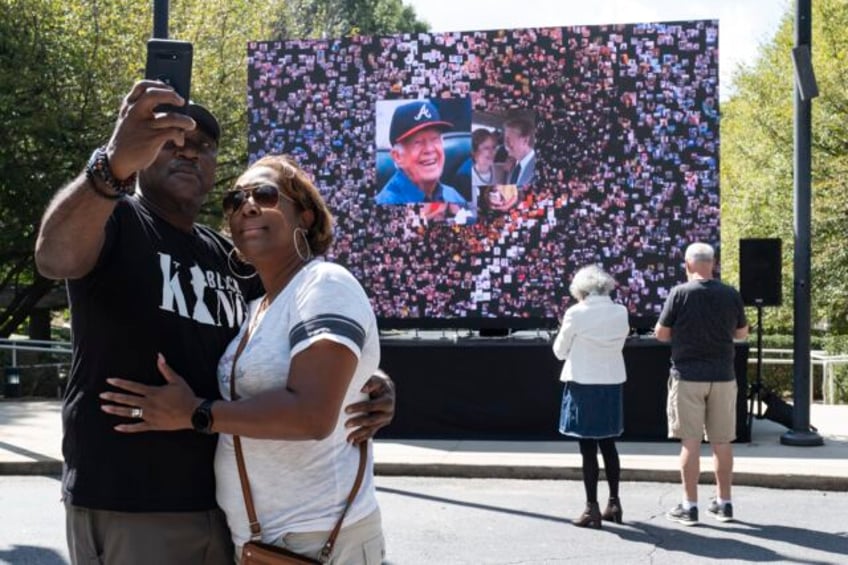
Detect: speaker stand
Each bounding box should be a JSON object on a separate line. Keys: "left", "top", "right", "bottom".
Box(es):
{"left": 747, "top": 301, "right": 765, "bottom": 441}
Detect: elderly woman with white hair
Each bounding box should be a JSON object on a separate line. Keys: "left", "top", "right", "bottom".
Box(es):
{"left": 553, "top": 265, "right": 630, "bottom": 529}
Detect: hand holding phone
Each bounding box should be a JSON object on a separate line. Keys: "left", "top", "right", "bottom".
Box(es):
{"left": 144, "top": 39, "right": 192, "bottom": 113}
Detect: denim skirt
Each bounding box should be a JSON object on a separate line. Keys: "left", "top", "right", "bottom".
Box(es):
{"left": 559, "top": 381, "right": 624, "bottom": 439}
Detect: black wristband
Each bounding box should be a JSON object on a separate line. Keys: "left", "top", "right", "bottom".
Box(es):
{"left": 191, "top": 399, "right": 216, "bottom": 434}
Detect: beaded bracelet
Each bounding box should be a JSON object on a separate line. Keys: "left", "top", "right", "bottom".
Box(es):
{"left": 85, "top": 146, "right": 137, "bottom": 198}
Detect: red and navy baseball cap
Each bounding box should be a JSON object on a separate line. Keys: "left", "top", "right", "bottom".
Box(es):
{"left": 186, "top": 102, "right": 220, "bottom": 144}
{"left": 389, "top": 100, "right": 453, "bottom": 146}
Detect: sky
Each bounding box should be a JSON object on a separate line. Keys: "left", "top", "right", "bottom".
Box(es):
{"left": 404, "top": 0, "right": 792, "bottom": 100}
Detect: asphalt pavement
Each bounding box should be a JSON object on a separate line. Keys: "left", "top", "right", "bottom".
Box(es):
{"left": 2, "top": 475, "right": 847, "bottom": 564}
{"left": 1, "top": 400, "right": 847, "bottom": 564}
{"left": 0, "top": 399, "right": 846, "bottom": 490}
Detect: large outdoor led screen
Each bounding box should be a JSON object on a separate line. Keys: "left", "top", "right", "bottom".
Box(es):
{"left": 247, "top": 20, "right": 720, "bottom": 329}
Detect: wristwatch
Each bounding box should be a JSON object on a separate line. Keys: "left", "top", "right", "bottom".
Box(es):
{"left": 85, "top": 146, "right": 137, "bottom": 198}
{"left": 191, "top": 399, "right": 216, "bottom": 434}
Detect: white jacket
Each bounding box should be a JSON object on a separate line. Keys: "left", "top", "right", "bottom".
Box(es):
{"left": 552, "top": 295, "right": 629, "bottom": 385}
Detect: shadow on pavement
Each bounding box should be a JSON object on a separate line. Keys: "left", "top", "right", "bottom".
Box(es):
{"left": 0, "top": 545, "right": 67, "bottom": 565}
{"left": 376, "top": 485, "right": 567, "bottom": 524}
{"left": 609, "top": 520, "right": 840, "bottom": 564}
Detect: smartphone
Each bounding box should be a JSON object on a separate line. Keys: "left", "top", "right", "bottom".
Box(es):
{"left": 144, "top": 39, "right": 193, "bottom": 112}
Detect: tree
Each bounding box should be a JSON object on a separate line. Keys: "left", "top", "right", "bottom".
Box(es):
{"left": 0, "top": 0, "right": 427, "bottom": 338}
{"left": 273, "top": 0, "right": 427, "bottom": 39}
{"left": 0, "top": 0, "right": 141, "bottom": 337}
{"left": 720, "top": 0, "right": 848, "bottom": 335}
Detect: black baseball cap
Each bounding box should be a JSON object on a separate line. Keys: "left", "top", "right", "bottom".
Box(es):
{"left": 389, "top": 100, "right": 453, "bottom": 146}
{"left": 186, "top": 102, "right": 220, "bottom": 144}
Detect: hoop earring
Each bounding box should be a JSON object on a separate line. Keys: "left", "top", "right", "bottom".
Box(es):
{"left": 294, "top": 227, "right": 313, "bottom": 262}
{"left": 227, "top": 247, "right": 257, "bottom": 280}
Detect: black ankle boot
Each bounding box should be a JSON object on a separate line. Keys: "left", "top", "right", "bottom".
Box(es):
{"left": 602, "top": 497, "right": 623, "bottom": 523}
{"left": 573, "top": 501, "right": 602, "bottom": 528}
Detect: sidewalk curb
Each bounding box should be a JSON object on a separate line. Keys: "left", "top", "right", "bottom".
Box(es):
{"left": 0, "top": 460, "right": 62, "bottom": 476}
{"left": 2, "top": 400, "right": 846, "bottom": 493}
{"left": 375, "top": 463, "right": 848, "bottom": 491}
{"left": 2, "top": 460, "right": 845, "bottom": 492}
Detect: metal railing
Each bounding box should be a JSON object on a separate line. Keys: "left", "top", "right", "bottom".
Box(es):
{"left": 0, "top": 338, "right": 72, "bottom": 398}
{"left": 0, "top": 338, "right": 72, "bottom": 366}
{"left": 748, "top": 347, "right": 848, "bottom": 404}
{"left": 2, "top": 339, "right": 846, "bottom": 402}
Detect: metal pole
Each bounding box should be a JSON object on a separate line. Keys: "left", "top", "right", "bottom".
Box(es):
{"left": 782, "top": 0, "right": 822, "bottom": 446}
{"left": 153, "top": 0, "right": 169, "bottom": 39}
{"left": 756, "top": 304, "right": 763, "bottom": 418}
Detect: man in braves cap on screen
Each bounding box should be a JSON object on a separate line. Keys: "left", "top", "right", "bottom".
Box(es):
{"left": 375, "top": 100, "right": 468, "bottom": 205}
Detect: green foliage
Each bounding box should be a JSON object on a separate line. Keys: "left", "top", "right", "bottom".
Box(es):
{"left": 0, "top": 0, "right": 137, "bottom": 335}
{"left": 721, "top": 0, "right": 848, "bottom": 335}
{"left": 823, "top": 334, "right": 848, "bottom": 355}
{"left": 760, "top": 333, "right": 827, "bottom": 350}
{"left": 822, "top": 334, "right": 848, "bottom": 403}
{"left": 0, "top": 0, "right": 428, "bottom": 337}
{"left": 273, "top": 0, "right": 427, "bottom": 39}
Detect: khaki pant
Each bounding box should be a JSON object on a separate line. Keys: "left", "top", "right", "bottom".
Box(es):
{"left": 236, "top": 508, "right": 384, "bottom": 565}
{"left": 667, "top": 377, "right": 737, "bottom": 443}
{"left": 65, "top": 502, "right": 232, "bottom": 565}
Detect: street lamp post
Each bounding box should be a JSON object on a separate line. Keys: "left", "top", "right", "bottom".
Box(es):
{"left": 153, "top": 0, "right": 168, "bottom": 39}
{"left": 782, "top": 0, "right": 823, "bottom": 447}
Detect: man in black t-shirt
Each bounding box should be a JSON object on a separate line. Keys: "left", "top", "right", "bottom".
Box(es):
{"left": 655, "top": 242, "right": 748, "bottom": 527}
{"left": 35, "top": 81, "right": 395, "bottom": 565}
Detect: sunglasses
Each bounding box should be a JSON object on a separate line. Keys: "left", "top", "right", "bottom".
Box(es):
{"left": 222, "top": 184, "right": 289, "bottom": 214}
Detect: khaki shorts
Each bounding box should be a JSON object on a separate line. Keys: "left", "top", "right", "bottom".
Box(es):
{"left": 667, "top": 376, "right": 737, "bottom": 443}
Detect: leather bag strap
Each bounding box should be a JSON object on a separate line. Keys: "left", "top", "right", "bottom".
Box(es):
{"left": 318, "top": 442, "right": 368, "bottom": 561}
{"left": 230, "top": 327, "right": 262, "bottom": 538}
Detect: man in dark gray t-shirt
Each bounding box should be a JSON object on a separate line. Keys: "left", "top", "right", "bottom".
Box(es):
{"left": 655, "top": 242, "right": 748, "bottom": 526}
{"left": 661, "top": 278, "right": 746, "bottom": 383}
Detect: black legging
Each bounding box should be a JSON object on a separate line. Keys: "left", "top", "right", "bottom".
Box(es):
{"left": 578, "top": 438, "right": 620, "bottom": 503}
